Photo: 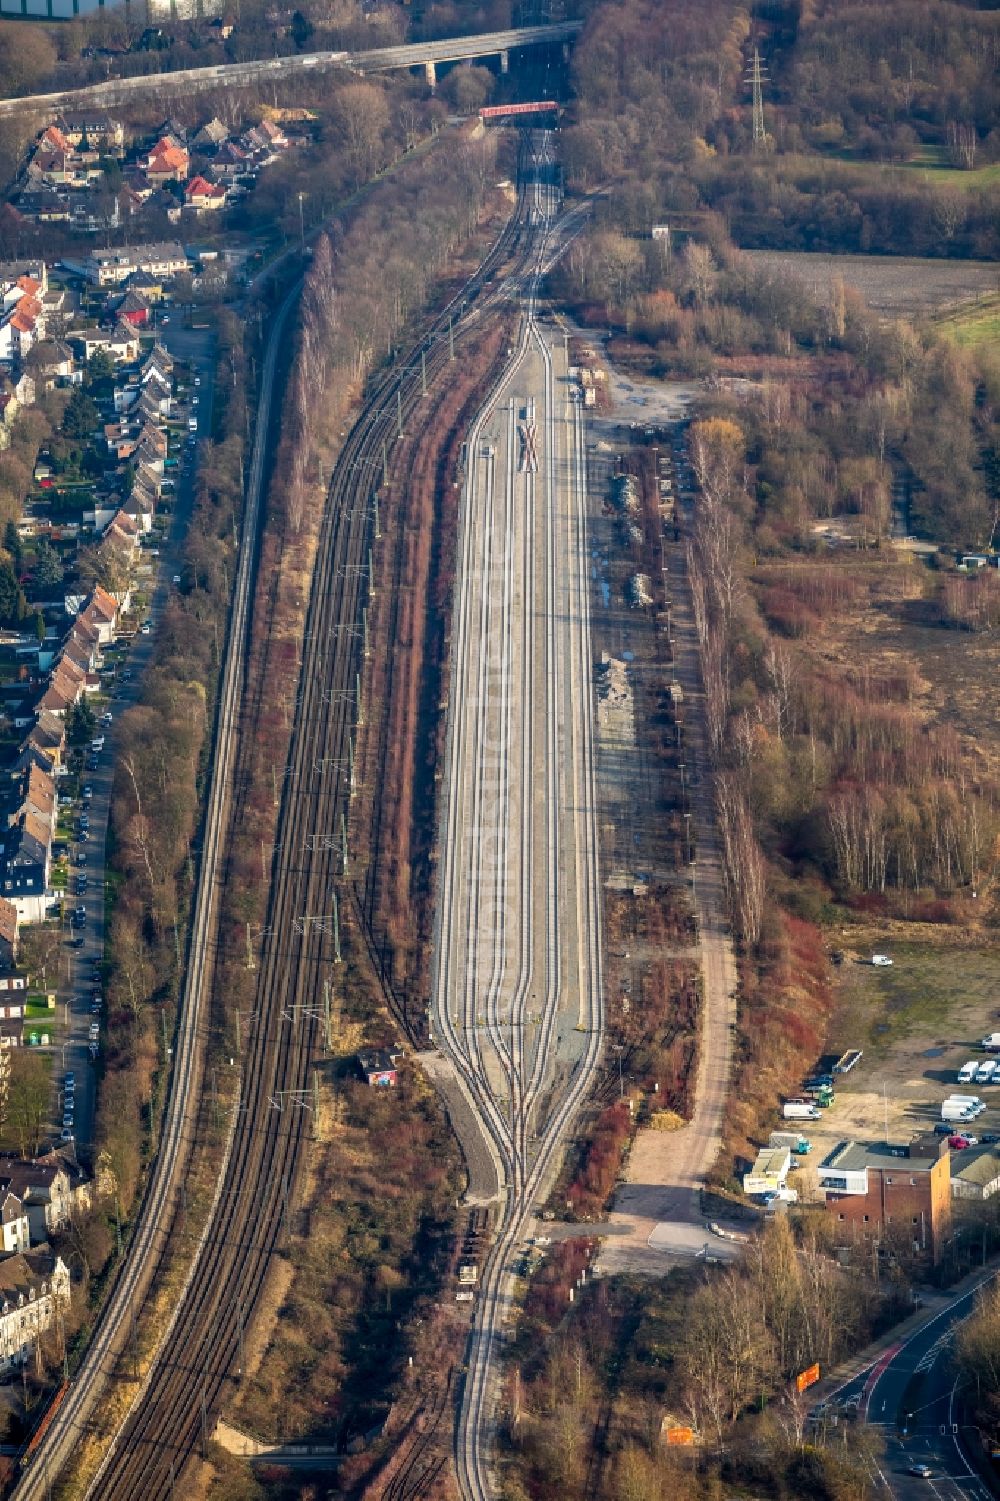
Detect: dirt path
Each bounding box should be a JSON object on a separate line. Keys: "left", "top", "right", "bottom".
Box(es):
{"left": 597, "top": 478, "right": 739, "bottom": 1274}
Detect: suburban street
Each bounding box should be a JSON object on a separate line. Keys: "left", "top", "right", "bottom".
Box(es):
{"left": 431, "top": 136, "right": 605, "bottom": 1501}
{"left": 52, "top": 324, "right": 215, "bottom": 1159}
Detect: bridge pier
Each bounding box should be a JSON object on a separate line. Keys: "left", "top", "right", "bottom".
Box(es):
{"left": 499, "top": 49, "right": 509, "bottom": 73}
{"left": 424, "top": 59, "right": 436, "bottom": 89}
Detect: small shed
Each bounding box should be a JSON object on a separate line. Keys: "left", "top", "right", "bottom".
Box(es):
{"left": 357, "top": 1048, "right": 399, "bottom": 1088}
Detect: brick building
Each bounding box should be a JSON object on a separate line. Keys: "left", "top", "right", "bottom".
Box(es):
{"left": 818, "top": 1137, "right": 952, "bottom": 1263}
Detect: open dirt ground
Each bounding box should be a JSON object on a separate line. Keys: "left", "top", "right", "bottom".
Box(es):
{"left": 745, "top": 250, "right": 1000, "bottom": 317}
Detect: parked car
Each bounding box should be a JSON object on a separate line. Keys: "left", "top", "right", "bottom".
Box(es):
{"left": 908, "top": 1464, "right": 933, "bottom": 1479}
{"left": 101, "top": 712, "right": 113, "bottom": 726}
{"left": 140, "top": 623, "right": 150, "bottom": 635}
{"left": 60, "top": 1128, "right": 74, "bottom": 1142}
{"left": 949, "top": 1135, "right": 976, "bottom": 1149}
{"left": 64, "top": 1073, "right": 75, "bottom": 1089}
{"left": 82, "top": 785, "right": 93, "bottom": 800}
{"left": 872, "top": 954, "right": 893, "bottom": 967}
{"left": 89, "top": 1022, "right": 100, "bottom": 1041}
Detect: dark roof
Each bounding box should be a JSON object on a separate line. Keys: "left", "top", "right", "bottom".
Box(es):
{"left": 358, "top": 1048, "right": 397, "bottom": 1074}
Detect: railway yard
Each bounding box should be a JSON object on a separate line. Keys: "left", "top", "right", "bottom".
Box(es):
{"left": 13, "top": 134, "right": 603, "bottom": 1501}
{"left": 430, "top": 138, "right": 605, "bottom": 1500}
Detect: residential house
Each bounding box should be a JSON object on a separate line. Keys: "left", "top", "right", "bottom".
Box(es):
{"left": 0, "top": 899, "right": 17, "bottom": 968}
{"left": 24, "top": 711, "right": 65, "bottom": 768}
{"left": 357, "top": 1048, "right": 400, "bottom": 1087}
{"left": 70, "top": 324, "right": 140, "bottom": 365}
{"left": 13, "top": 191, "right": 70, "bottom": 226}
{"left": 184, "top": 176, "right": 227, "bottom": 213}
{"left": 0, "top": 1252, "right": 70, "bottom": 1374}
{"left": 0, "top": 264, "right": 47, "bottom": 302}
{"left": 0, "top": 1189, "right": 29, "bottom": 1256}
{"left": 951, "top": 1148, "right": 1000, "bottom": 1202}
{"left": 14, "top": 763, "right": 57, "bottom": 841}
{"left": 819, "top": 1137, "right": 952, "bottom": 1263}
{"left": 77, "top": 586, "right": 119, "bottom": 645}
{"left": 0, "top": 291, "right": 45, "bottom": 365}
{"left": 30, "top": 342, "right": 76, "bottom": 391}
{"left": 38, "top": 125, "right": 71, "bottom": 155}
{"left": 38, "top": 654, "right": 86, "bottom": 716}
{"left": 210, "top": 142, "right": 248, "bottom": 183}
{"left": 0, "top": 992, "right": 25, "bottom": 1024}
{"left": 193, "top": 117, "right": 229, "bottom": 150}
{"left": 2, "top": 819, "right": 49, "bottom": 923}
{"left": 128, "top": 270, "right": 166, "bottom": 303}
{"left": 0, "top": 1153, "right": 91, "bottom": 1243}
{"left": 84, "top": 242, "right": 188, "bottom": 287}
{"left": 142, "top": 342, "right": 173, "bottom": 380}
{"left": 54, "top": 113, "right": 124, "bottom": 151}
{"left": 122, "top": 172, "right": 155, "bottom": 208}
{"left": 117, "top": 289, "right": 151, "bottom": 328}
{"left": 143, "top": 136, "right": 190, "bottom": 184}
{"left": 68, "top": 196, "right": 121, "bottom": 235}
{"left": 102, "top": 508, "right": 140, "bottom": 556}
{"left": 144, "top": 189, "right": 183, "bottom": 226}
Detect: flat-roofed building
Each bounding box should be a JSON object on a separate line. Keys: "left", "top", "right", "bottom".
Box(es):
{"left": 819, "top": 1137, "right": 951, "bottom": 1263}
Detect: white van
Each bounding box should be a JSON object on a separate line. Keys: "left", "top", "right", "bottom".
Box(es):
{"left": 188, "top": 416, "right": 198, "bottom": 432}
{"left": 958, "top": 1061, "right": 979, "bottom": 1084}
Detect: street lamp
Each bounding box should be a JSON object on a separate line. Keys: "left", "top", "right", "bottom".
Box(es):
{"left": 297, "top": 192, "right": 305, "bottom": 253}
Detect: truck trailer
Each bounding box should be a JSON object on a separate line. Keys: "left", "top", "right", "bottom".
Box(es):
{"left": 769, "top": 1131, "right": 812, "bottom": 1155}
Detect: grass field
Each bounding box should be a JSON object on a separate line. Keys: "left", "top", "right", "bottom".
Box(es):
{"left": 834, "top": 946, "right": 1000, "bottom": 1058}
{"left": 780, "top": 150, "right": 1000, "bottom": 192}
{"left": 933, "top": 293, "right": 1000, "bottom": 353}
{"left": 745, "top": 250, "right": 1000, "bottom": 317}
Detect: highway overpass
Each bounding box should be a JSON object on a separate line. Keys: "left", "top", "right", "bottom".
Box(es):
{"left": 0, "top": 21, "right": 583, "bottom": 118}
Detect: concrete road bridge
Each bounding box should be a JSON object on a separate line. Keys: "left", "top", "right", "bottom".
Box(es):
{"left": 0, "top": 21, "right": 582, "bottom": 117}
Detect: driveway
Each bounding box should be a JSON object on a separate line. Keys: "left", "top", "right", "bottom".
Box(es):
{"left": 53, "top": 326, "right": 216, "bottom": 1163}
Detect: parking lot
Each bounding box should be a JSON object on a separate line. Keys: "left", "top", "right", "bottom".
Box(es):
{"left": 781, "top": 948, "right": 1000, "bottom": 1184}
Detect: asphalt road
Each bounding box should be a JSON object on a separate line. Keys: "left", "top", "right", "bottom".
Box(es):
{"left": 53, "top": 323, "right": 215, "bottom": 1164}
{"left": 823, "top": 1267, "right": 1000, "bottom": 1500}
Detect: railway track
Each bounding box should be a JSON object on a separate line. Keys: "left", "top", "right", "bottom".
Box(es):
{"left": 14, "top": 143, "right": 550, "bottom": 1501}
{"left": 430, "top": 134, "right": 607, "bottom": 1501}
